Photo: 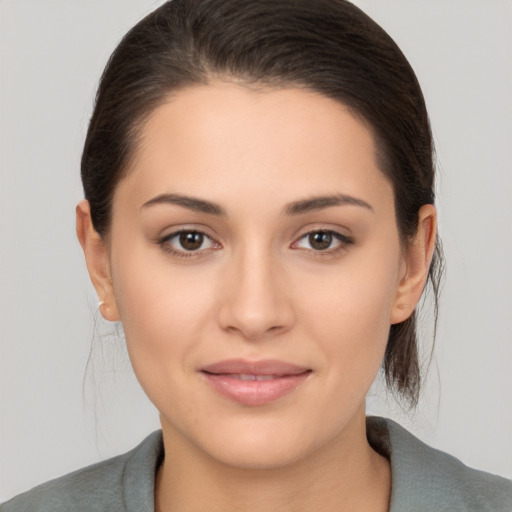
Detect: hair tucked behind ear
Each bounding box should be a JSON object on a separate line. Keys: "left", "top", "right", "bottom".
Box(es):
{"left": 81, "top": 0, "right": 444, "bottom": 407}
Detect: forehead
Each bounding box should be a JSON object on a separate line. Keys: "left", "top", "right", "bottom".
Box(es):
{"left": 117, "top": 82, "right": 393, "bottom": 214}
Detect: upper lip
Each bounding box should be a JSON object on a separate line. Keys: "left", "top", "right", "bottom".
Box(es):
{"left": 201, "top": 359, "right": 311, "bottom": 376}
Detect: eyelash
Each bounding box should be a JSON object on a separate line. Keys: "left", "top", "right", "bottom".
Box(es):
{"left": 292, "top": 230, "right": 354, "bottom": 256}
{"left": 159, "top": 230, "right": 220, "bottom": 258}
{"left": 158, "top": 229, "right": 353, "bottom": 258}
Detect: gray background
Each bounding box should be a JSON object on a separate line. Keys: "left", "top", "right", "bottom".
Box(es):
{"left": 1, "top": 0, "right": 511, "bottom": 501}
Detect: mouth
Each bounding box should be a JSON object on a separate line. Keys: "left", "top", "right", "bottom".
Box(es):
{"left": 220, "top": 374, "right": 288, "bottom": 381}
{"left": 200, "top": 359, "right": 312, "bottom": 406}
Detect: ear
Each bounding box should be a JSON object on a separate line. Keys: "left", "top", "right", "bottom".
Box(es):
{"left": 76, "top": 200, "right": 120, "bottom": 322}
{"left": 390, "top": 204, "right": 437, "bottom": 324}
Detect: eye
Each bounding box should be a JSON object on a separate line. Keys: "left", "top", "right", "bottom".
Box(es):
{"left": 160, "top": 230, "right": 219, "bottom": 256}
{"left": 293, "top": 230, "right": 353, "bottom": 253}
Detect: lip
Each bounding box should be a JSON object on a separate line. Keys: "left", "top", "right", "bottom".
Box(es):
{"left": 200, "top": 359, "right": 312, "bottom": 406}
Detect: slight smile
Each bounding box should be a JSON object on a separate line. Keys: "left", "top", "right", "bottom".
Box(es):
{"left": 200, "top": 359, "right": 312, "bottom": 406}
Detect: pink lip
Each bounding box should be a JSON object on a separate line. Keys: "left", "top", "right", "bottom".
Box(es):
{"left": 200, "top": 359, "right": 312, "bottom": 406}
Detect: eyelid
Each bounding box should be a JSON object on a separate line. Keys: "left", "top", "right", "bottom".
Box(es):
{"left": 158, "top": 227, "right": 222, "bottom": 257}
{"left": 156, "top": 222, "right": 220, "bottom": 244}
{"left": 291, "top": 228, "right": 354, "bottom": 254}
{"left": 155, "top": 224, "right": 353, "bottom": 258}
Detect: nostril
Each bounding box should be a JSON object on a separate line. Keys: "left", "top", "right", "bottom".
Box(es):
{"left": 218, "top": 309, "right": 294, "bottom": 341}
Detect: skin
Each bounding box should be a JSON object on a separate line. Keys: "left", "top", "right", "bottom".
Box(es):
{"left": 77, "top": 82, "right": 437, "bottom": 512}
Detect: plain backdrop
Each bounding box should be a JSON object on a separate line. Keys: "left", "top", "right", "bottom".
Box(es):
{"left": 1, "top": 0, "right": 511, "bottom": 502}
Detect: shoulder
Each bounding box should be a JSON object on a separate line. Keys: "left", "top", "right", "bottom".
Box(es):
{"left": 0, "top": 431, "right": 163, "bottom": 512}
{"left": 367, "top": 416, "right": 512, "bottom": 512}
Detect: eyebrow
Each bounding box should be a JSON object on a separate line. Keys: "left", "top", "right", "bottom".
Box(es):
{"left": 141, "top": 192, "right": 373, "bottom": 216}
{"left": 284, "top": 194, "right": 374, "bottom": 215}
{"left": 141, "top": 194, "right": 226, "bottom": 216}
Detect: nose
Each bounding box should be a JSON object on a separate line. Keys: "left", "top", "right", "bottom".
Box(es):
{"left": 216, "top": 246, "right": 295, "bottom": 341}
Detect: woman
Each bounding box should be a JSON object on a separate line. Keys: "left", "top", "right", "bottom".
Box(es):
{"left": 2, "top": 0, "right": 511, "bottom": 510}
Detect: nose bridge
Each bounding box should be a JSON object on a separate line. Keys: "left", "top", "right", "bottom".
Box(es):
{"left": 217, "top": 238, "right": 293, "bottom": 339}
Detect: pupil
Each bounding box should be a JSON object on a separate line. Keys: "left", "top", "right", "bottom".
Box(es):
{"left": 309, "top": 232, "right": 332, "bottom": 250}
{"left": 180, "top": 232, "right": 203, "bottom": 251}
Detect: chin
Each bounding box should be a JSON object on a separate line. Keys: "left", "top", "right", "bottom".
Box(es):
{"left": 205, "top": 432, "right": 318, "bottom": 471}
{"left": 181, "top": 410, "right": 350, "bottom": 471}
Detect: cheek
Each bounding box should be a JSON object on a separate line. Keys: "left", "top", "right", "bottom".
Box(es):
{"left": 109, "top": 245, "right": 215, "bottom": 378}
{"left": 295, "top": 244, "right": 402, "bottom": 366}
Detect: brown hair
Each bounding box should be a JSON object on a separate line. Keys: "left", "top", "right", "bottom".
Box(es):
{"left": 81, "top": 0, "right": 444, "bottom": 406}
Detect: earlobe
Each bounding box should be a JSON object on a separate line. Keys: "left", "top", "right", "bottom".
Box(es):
{"left": 390, "top": 204, "right": 437, "bottom": 325}
{"left": 76, "top": 200, "right": 120, "bottom": 322}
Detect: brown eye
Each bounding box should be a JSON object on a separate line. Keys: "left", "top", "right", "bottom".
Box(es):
{"left": 160, "top": 230, "right": 218, "bottom": 256}
{"left": 308, "top": 231, "right": 333, "bottom": 251}
{"left": 179, "top": 231, "right": 204, "bottom": 251}
{"left": 293, "top": 229, "right": 353, "bottom": 254}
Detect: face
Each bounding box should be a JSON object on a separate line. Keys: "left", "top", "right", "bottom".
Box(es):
{"left": 91, "top": 83, "right": 415, "bottom": 469}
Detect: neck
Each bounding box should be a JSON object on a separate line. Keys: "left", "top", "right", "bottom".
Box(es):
{"left": 155, "top": 410, "right": 391, "bottom": 512}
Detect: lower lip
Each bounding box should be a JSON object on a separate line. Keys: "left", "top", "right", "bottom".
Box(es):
{"left": 201, "top": 372, "right": 311, "bottom": 406}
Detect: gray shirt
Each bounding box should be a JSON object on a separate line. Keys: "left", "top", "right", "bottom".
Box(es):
{"left": 3, "top": 417, "right": 511, "bottom": 511}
